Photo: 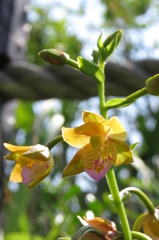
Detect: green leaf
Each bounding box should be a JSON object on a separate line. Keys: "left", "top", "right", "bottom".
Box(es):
{"left": 130, "top": 142, "right": 140, "bottom": 151}
{"left": 105, "top": 98, "right": 133, "bottom": 109}
{"left": 103, "top": 29, "right": 123, "bottom": 58}
{"left": 97, "top": 31, "right": 103, "bottom": 49}
{"left": 91, "top": 49, "right": 99, "bottom": 64}
{"left": 77, "top": 56, "right": 104, "bottom": 82}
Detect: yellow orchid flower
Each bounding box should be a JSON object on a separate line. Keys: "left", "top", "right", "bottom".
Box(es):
{"left": 134, "top": 207, "right": 159, "bottom": 240}
{"left": 78, "top": 216, "right": 119, "bottom": 240}
{"left": 4, "top": 143, "right": 54, "bottom": 190}
{"left": 62, "top": 110, "right": 133, "bottom": 181}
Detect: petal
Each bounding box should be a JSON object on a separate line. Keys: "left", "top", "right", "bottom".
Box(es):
{"left": 4, "top": 152, "right": 22, "bottom": 161}
{"left": 82, "top": 110, "right": 105, "bottom": 123}
{"left": 83, "top": 217, "right": 117, "bottom": 233}
{"left": 27, "top": 163, "right": 53, "bottom": 190}
{"left": 143, "top": 213, "right": 159, "bottom": 239}
{"left": 21, "top": 158, "right": 54, "bottom": 190}
{"left": 115, "top": 141, "right": 134, "bottom": 166}
{"left": 4, "top": 143, "right": 31, "bottom": 153}
{"left": 85, "top": 165, "right": 111, "bottom": 181}
{"left": 10, "top": 163, "right": 22, "bottom": 182}
{"left": 62, "top": 122, "right": 104, "bottom": 148}
{"left": 82, "top": 141, "right": 117, "bottom": 169}
{"left": 133, "top": 212, "right": 148, "bottom": 232}
{"left": 22, "top": 144, "right": 51, "bottom": 162}
{"left": 80, "top": 144, "right": 99, "bottom": 169}
{"left": 4, "top": 143, "right": 32, "bottom": 161}
{"left": 62, "top": 148, "right": 85, "bottom": 178}
{"left": 103, "top": 117, "right": 127, "bottom": 141}
{"left": 83, "top": 141, "right": 117, "bottom": 181}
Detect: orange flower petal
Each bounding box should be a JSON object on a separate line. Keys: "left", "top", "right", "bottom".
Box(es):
{"left": 10, "top": 163, "right": 22, "bottom": 182}
{"left": 82, "top": 110, "right": 105, "bottom": 123}
{"left": 83, "top": 217, "right": 117, "bottom": 234}
{"left": 62, "top": 122, "right": 104, "bottom": 148}
{"left": 114, "top": 141, "right": 134, "bottom": 166}
{"left": 104, "top": 117, "right": 127, "bottom": 141}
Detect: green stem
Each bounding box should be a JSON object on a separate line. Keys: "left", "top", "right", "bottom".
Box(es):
{"left": 65, "top": 57, "right": 80, "bottom": 70}
{"left": 97, "top": 81, "right": 107, "bottom": 118}
{"left": 126, "top": 87, "right": 147, "bottom": 100}
{"left": 105, "top": 87, "right": 147, "bottom": 111}
{"left": 106, "top": 168, "right": 132, "bottom": 240}
{"left": 46, "top": 135, "right": 63, "bottom": 150}
{"left": 121, "top": 187, "right": 155, "bottom": 214}
{"left": 97, "top": 73, "right": 132, "bottom": 239}
{"left": 131, "top": 231, "right": 152, "bottom": 240}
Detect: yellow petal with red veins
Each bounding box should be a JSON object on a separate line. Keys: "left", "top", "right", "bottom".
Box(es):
{"left": 105, "top": 117, "right": 127, "bottom": 141}
{"left": 115, "top": 141, "right": 134, "bottom": 166}
{"left": 82, "top": 110, "right": 105, "bottom": 123}
{"left": 62, "top": 147, "right": 85, "bottom": 178}
{"left": 81, "top": 144, "right": 99, "bottom": 169}
{"left": 62, "top": 122, "right": 104, "bottom": 148}
{"left": 10, "top": 163, "right": 22, "bottom": 182}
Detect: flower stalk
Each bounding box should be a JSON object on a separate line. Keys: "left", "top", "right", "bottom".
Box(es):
{"left": 46, "top": 135, "right": 63, "bottom": 150}
{"left": 121, "top": 187, "right": 155, "bottom": 214}
{"left": 97, "top": 62, "right": 132, "bottom": 239}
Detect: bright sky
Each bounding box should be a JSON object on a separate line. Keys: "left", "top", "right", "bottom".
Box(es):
{"left": 29, "top": 0, "right": 159, "bottom": 60}
{"left": 29, "top": 0, "right": 106, "bottom": 57}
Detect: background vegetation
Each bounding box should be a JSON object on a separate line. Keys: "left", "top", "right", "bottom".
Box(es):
{"left": 3, "top": 0, "right": 159, "bottom": 239}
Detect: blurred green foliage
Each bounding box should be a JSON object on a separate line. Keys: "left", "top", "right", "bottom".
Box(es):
{"left": 27, "top": 6, "right": 82, "bottom": 64}
{"left": 3, "top": 0, "right": 159, "bottom": 239}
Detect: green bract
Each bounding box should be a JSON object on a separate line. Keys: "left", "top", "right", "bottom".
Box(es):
{"left": 77, "top": 56, "right": 104, "bottom": 83}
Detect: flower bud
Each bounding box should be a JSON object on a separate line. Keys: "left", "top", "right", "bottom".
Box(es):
{"left": 39, "top": 49, "right": 69, "bottom": 67}
{"left": 145, "top": 74, "right": 159, "bottom": 96}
